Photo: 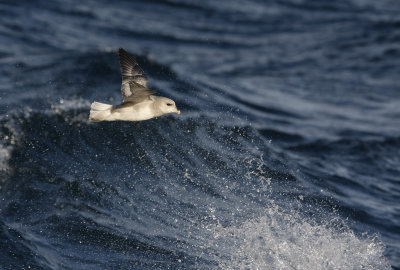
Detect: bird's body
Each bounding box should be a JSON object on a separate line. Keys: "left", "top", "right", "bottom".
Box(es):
{"left": 89, "top": 48, "right": 180, "bottom": 122}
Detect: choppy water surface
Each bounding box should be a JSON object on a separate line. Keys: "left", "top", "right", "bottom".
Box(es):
{"left": 0, "top": 0, "right": 399, "bottom": 269}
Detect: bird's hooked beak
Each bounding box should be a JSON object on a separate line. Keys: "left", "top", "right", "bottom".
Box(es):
{"left": 176, "top": 106, "right": 181, "bottom": 114}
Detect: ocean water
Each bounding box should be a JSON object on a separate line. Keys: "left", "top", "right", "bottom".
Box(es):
{"left": 0, "top": 0, "right": 399, "bottom": 269}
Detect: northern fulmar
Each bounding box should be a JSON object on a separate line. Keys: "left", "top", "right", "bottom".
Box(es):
{"left": 89, "top": 48, "right": 180, "bottom": 122}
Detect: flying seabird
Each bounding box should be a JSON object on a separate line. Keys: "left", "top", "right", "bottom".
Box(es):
{"left": 89, "top": 48, "right": 180, "bottom": 122}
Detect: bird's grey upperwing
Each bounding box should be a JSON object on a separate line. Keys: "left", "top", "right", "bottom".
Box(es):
{"left": 122, "top": 81, "right": 156, "bottom": 105}
{"left": 118, "top": 48, "right": 149, "bottom": 101}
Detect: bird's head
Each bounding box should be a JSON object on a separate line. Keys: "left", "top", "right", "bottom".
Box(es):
{"left": 158, "top": 97, "right": 181, "bottom": 115}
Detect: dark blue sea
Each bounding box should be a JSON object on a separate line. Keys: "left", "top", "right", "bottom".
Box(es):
{"left": 0, "top": 0, "right": 399, "bottom": 269}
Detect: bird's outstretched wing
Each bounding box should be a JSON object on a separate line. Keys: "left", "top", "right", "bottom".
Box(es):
{"left": 118, "top": 48, "right": 149, "bottom": 101}
{"left": 123, "top": 81, "right": 156, "bottom": 105}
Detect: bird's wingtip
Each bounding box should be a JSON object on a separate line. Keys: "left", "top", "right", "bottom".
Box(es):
{"left": 118, "top": 48, "right": 126, "bottom": 54}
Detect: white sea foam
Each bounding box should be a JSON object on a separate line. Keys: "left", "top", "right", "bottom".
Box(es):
{"left": 205, "top": 154, "right": 391, "bottom": 269}
{"left": 212, "top": 205, "right": 390, "bottom": 270}
{"left": 0, "top": 144, "right": 11, "bottom": 174}
{"left": 0, "top": 116, "right": 20, "bottom": 182}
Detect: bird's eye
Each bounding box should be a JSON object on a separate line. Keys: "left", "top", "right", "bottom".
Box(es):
{"left": 166, "top": 103, "right": 173, "bottom": 106}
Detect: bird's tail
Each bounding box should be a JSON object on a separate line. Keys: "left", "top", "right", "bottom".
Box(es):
{"left": 89, "top": 102, "right": 113, "bottom": 122}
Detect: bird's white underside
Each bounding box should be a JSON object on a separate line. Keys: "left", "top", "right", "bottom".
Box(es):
{"left": 89, "top": 48, "right": 180, "bottom": 122}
